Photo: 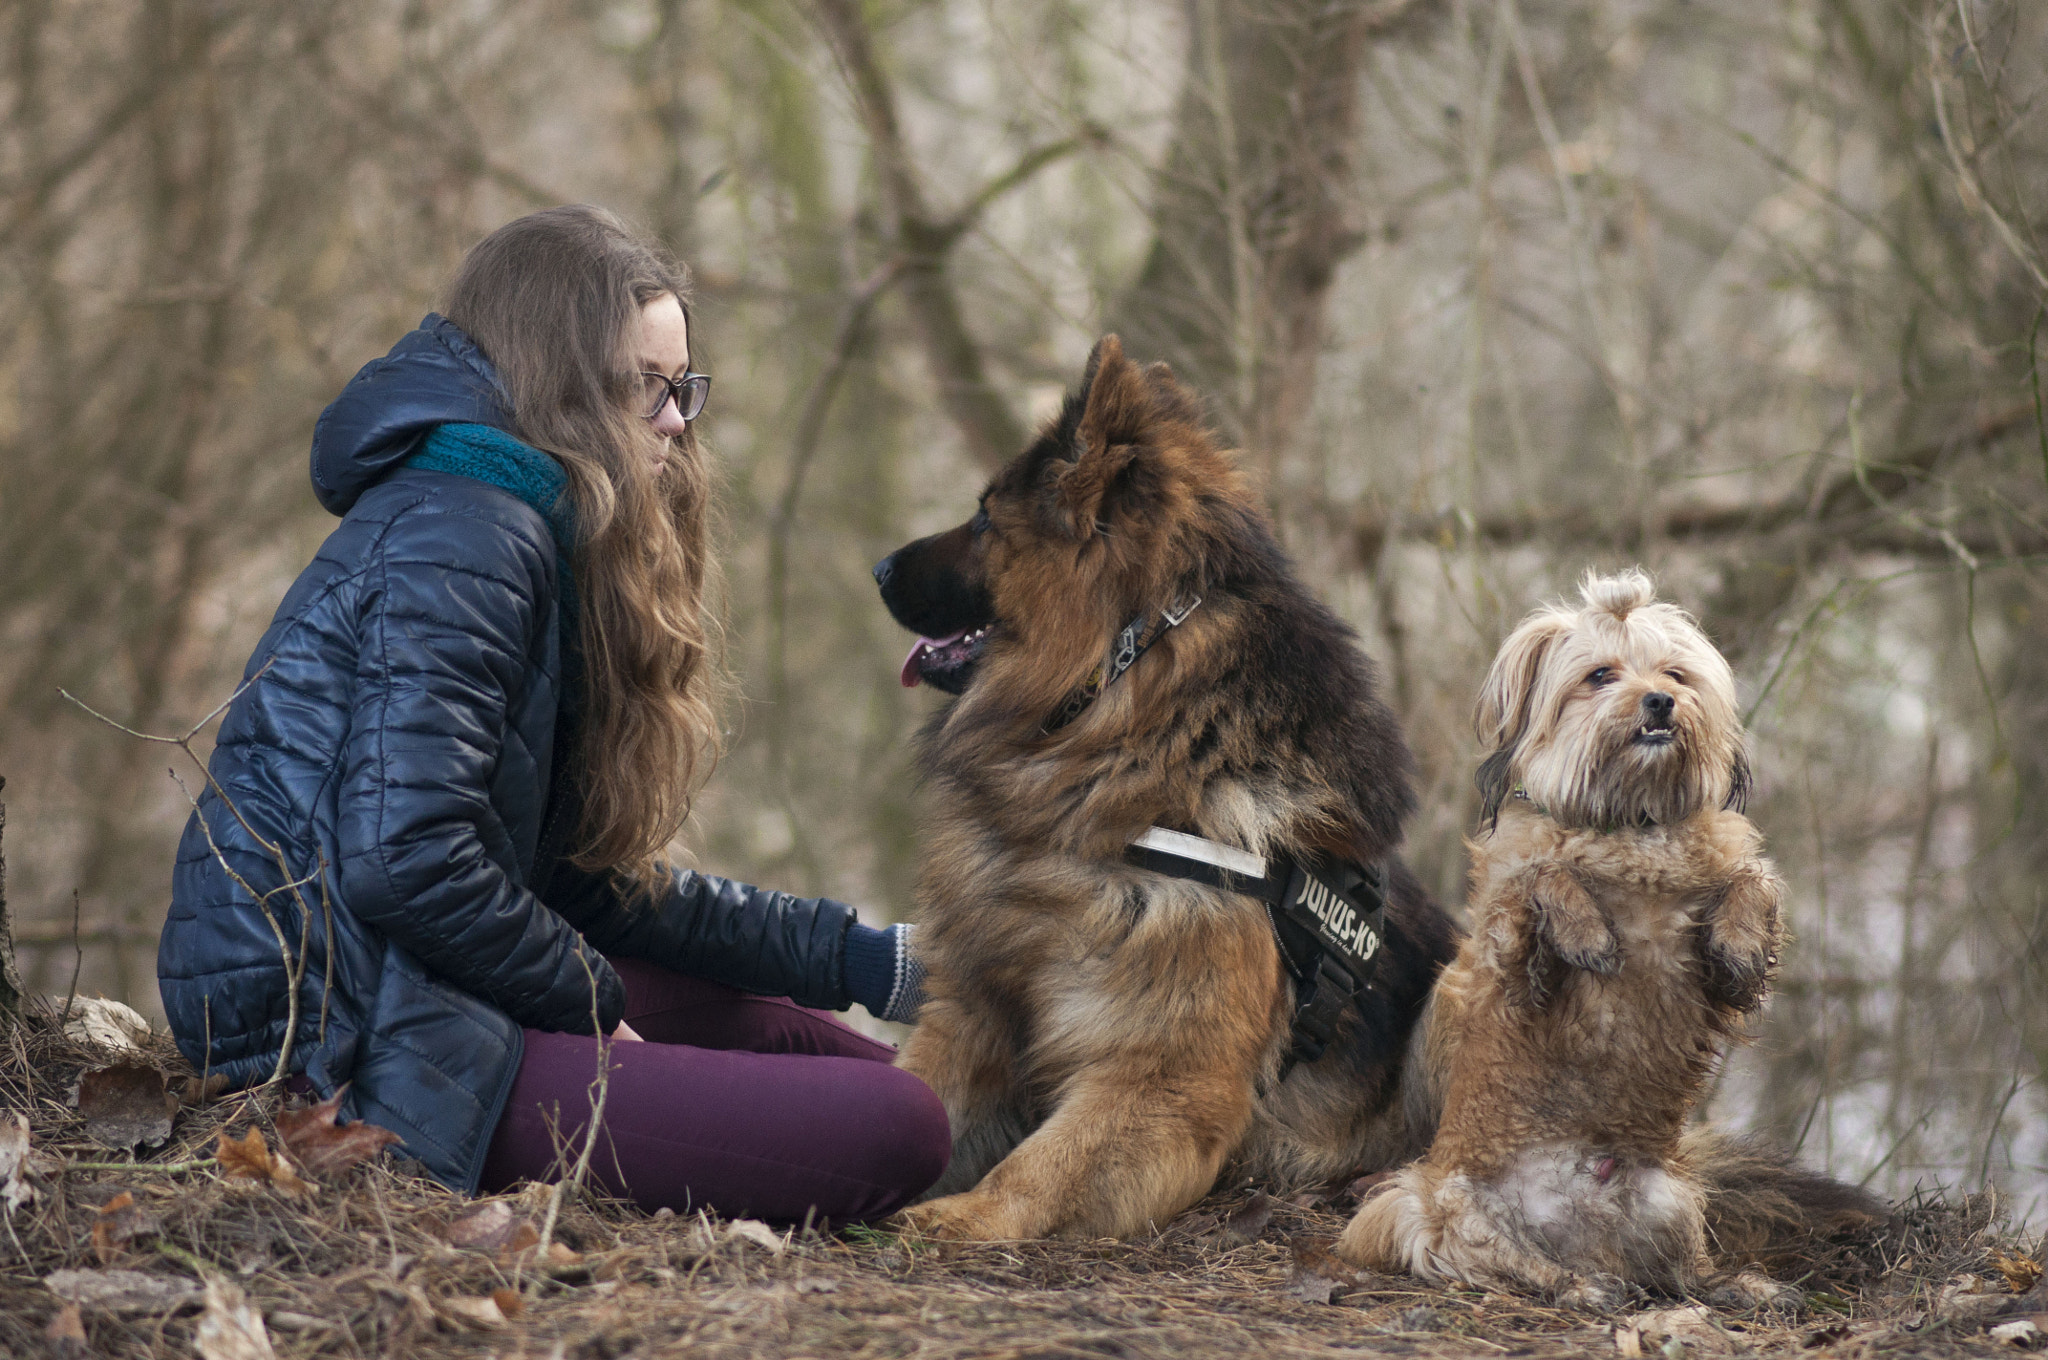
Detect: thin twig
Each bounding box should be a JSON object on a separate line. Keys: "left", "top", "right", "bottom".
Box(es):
{"left": 1927, "top": 14, "right": 2048, "bottom": 295}
{"left": 2030, "top": 306, "right": 2047, "bottom": 489}
{"left": 167, "top": 771, "right": 303, "bottom": 1084}
{"left": 66, "top": 1157, "right": 219, "bottom": 1174}
{"left": 60, "top": 890, "right": 82, "bottom": 1024}
{"left": 535, "top": 953, "right": 615, "bottom": 1265}
{"left": 62, "top": 663, "right": 333, "bottom": 1088}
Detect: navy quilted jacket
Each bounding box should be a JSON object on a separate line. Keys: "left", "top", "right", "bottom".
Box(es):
{"left": 160, "top": 316, "right": 857, "bottom": 1191}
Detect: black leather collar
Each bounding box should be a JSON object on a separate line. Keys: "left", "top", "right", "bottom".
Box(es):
{"left": 1040, "top": 592, "right": 1201, "bottom": 735}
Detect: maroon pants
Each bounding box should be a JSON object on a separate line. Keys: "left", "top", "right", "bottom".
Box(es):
{"left": 479, "top": 959, "right": 950, "bottom": 1223}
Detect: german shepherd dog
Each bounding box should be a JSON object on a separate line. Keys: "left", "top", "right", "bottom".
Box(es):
{"left": 874, "top": 336, "right": 1459, "bottom": 1240}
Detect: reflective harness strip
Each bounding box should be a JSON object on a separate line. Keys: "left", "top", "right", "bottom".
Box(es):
{"left": 1121, "top": 826, "right": 1390, "bottom": 1072}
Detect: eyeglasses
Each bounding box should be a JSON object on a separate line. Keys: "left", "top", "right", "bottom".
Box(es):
{"left": 638, "top": 370, "right": 711, "bottom": 423}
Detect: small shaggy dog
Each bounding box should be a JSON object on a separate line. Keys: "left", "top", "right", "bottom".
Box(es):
{"left": 1337, "top": 570, "right": 1875, "bottom": 1308}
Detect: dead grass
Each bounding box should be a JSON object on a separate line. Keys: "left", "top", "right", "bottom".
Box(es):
{"left": 1, "top": 1000, "right": 2039, "bottom": 1360}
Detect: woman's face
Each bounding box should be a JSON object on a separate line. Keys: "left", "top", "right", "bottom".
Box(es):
{"left": 634, "top": 293, "right": 693, "bottom": 468}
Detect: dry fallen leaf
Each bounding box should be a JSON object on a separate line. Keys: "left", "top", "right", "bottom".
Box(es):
{"left": 60, "top": 997, "right": 153, "bottom": 1052}
{"left": 436, "top": 1294, "right": 510, "bottom": 1330}
{"left": 45, "top": 1300, "right": 88, "bottom": 1357}
{"left": 1341, "top": 1171, "right": 1395, "bottom": 1208}
{"left": 182, "top": 1073, "right": 231, "bottom": 1106}
{"left": 724, "top": 1218, "right": 786, "bottom": 1253}
{"left": 1220, "top": 1190, "right": 1276, "bottom": 1246}
{"left": 445, "top": 1201, "right": 541, "bottom": 1255}
{"left": 1, "top": 1113, "right": 35, "bottom": 1212}
{"left": 1284, "top": 1264, "right": 1338, "bottom": 1305}
{"left": 1284, "top": 1239, "right": 1346, "bottom": 1306}
{"left": 195, "top": 1278, "right": 277, "bottom": 1360}
{"left": 491, "top": 1286, "right": 526, "bottom": 1317}
{"left": 1998, "top": 1254, "right": 2046, "bottom": 1295}
{"left": 1942, "top": 1276, "right": 2017, "bottom": 1322}
{"left": 1614, "top": 1323, "right": 1645, "bottom": 1358}
{"left": 1990, "top": 1319, "right": 2042, "bottom": 1347}
{"left": 215, "top": 1128, "right": 311, "bottom": 1196}
{"left": 273, "top": 1089, "right": 401, "bottom": 1178}
{"left": 76, "top": 1062, "right": 178, "bottom": 1152}
{"left": 44, "top": 1267, "right": 204, "bottom": 1315}
{"left": 91, "top": 1191, "right": 161, "bottom": 1265}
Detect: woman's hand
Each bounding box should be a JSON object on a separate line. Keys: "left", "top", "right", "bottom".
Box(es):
{"left": 611, "top": 1019, "right": 645, "bottom": 1043}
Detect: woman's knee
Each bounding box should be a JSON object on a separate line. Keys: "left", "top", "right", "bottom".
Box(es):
{"left": 844, "top": 1064, "right": 952, "bottom": 1207}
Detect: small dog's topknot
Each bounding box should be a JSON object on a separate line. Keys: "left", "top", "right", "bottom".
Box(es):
{"left": 1578, "top": 567, "right": 1657, "bottom": 620}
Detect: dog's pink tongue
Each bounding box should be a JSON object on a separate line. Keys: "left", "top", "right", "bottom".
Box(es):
{"left": 899, "top": 632, "right": 964, "bottom": 688}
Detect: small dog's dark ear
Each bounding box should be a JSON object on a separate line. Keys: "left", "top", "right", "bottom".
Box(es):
{"left": 1724, "top": 747, "right": 1752, "bottom": 813}
{"left": 1475, "top": 746, "right": 1515, "bottom": 828}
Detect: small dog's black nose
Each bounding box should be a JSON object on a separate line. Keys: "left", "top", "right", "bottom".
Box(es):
{"left": 872, "top": 555, "right": 895, "bottom": 589}
{"left": 1642, "top": 692, "right": 1675, "bottom": 723}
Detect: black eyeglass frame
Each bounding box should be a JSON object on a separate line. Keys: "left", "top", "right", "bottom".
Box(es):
{"left": 639, "top": 370, "right": 712, "bottom": 423}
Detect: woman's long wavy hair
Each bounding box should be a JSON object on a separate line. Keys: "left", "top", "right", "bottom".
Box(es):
{"left": 444, "top": 205, "right": 722, "bottom": 889}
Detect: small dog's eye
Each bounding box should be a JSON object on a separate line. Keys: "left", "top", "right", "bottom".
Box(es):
{"left": 970, "top": 508, "right": 991, "bottom": 536}
{"left": 1587, "top": 667, "right": 1614, "bottom": 687}
{"left": 1664, "top": 669, "right": 1686, "bottom": 684}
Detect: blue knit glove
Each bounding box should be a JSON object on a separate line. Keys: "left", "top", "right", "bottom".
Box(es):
{"left": 842, "top": 922, "right": 928, "bottom": 1023}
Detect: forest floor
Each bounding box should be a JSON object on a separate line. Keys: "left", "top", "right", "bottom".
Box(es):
{"left": 2, "top": 999, "right": 2042, "bottom": 1360}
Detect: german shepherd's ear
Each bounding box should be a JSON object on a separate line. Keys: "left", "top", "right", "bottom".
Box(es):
{"left": 1056, "top": 334, "right": 1150, "bottom": 540}
{"left": 1473, "top": 610, "right": 1571, "bottom": 825}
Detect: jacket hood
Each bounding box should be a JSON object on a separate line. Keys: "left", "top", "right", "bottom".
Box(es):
{"left": 310, "top": 314, "right": 514, "bottom": 515}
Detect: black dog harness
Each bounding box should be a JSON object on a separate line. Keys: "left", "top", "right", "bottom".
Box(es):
{"left": 1122, "top": 826, "right": 1389, "bottom": 1072}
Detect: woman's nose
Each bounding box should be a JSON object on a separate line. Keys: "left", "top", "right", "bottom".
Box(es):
{"left": 650, "top": 395, "right": 691, "bottom": 438}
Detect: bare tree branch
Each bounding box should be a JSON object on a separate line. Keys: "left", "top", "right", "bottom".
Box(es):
{"left": 810, "top": 0, "right": 1028, "bottom": 468}
{"left": 1355, "top": 404, "right": 2040, "bottom": 559}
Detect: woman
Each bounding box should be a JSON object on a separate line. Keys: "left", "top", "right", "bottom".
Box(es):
{"left": 158, "top": 206, "right": 948, "bottom": 1222}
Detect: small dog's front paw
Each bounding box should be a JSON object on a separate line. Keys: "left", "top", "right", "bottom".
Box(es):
{"left": 1699, "top": 876, "right": 1783, "bottom": 1012}
{"left": 1705, "top": 1271, "right": 1803, "bottom": 1311}
{"left": 1557, "top": 1272, "right": 1633, "bottom": 1313}
{"left": 1532, "top": 867, "right": 1621, "bottom": 976}
{"left": 1550, "top": 930, "right": 1622, "bottom": 976}
{"left": 1700, "top": 944, "right": 1776, "bottom": 1013}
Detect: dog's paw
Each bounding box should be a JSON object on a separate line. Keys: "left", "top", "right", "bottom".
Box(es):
{"left": 1699, "top": 944, "right": 1776, "bottom": 1013}
{"left": 1698, "top": 875, "right": 1784, "bottom": 1012}
{"left": 1698, "top": 907, "right": 1779, "bottom": 1012}
{"left": 1556, "top": 1271, "right": 1633, "bottom": 1313}
{"left": 1532, "top": 867, "right": 1621, "bottom": 976}
{"left": 892, "top": 1191, "right": 1024, "bottom": 1242}
{"left": 1547, "top": 927, "right": 1622, "bottom": 976}
{"left": 1704, "top": 1271, "right": 1803, "bottom": 1312}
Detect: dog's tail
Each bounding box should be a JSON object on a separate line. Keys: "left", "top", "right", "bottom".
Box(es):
{"left": 1685, "top": 1128, "right": 1889, "bottom": 1267}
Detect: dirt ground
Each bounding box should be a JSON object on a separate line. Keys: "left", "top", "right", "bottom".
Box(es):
{"left": 3, "top": 1000, "right": 2042, "bottom": 1360}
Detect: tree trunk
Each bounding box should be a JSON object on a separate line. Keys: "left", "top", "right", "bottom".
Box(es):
{"left": 0, "top": 781, "right": 24, "bottom": 1028}
{"left": 1110, "top": 0, "right": 1432, "bottom": 478}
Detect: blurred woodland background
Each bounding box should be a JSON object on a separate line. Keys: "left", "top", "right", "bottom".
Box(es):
{"left": 0, "top": 0, "right": 2043, "bottom": 1223}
